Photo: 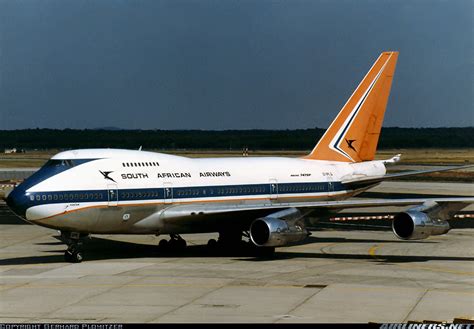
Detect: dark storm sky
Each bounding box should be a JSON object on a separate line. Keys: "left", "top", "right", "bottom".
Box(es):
{"left": 0, "top": 0, "right": 472, "bottom": 130}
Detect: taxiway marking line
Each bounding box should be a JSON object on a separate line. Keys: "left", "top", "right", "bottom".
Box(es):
{"left": 368, "top": 244, "right": 380, "bottom": 258}
{"left": 0, "top": 282, "right": 315, "bottom": 290}
{"left": 367, "top": 244, "right": 474, "bottom": 276}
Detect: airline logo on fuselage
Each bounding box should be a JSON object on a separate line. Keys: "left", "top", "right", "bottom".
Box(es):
{"left": 157, "top": 172, "right": 192, "bottom": 178}
{"left": 119, "top": 171, "right": 232, "bottom": 180}
{"left": 100, "top": 170, "right": 117, "bottom": 183}
{"left": 200, "top": 171, "right": 231, "bottom": 177}
{"left": 122, "top": 173, "right": 149, "bottom": 179}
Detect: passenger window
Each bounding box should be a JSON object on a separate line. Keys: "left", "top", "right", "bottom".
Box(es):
{"left": 53, "top": 195, "right": 58, "bottom": 200}
{"left": 59, "top": 194, "right": 63, "bottom": 200}
{"left": 36, "top": 195, "right": 40, "bottom": 201}
{"left": 41, "top": 195, "right": 46, "bottom": 201}
{"left": 30, "top": 195, "right": 34, "bottom": 201}
{"left": 64, "top": 194, "right": 69, "bottom": 200}
{"left": 48, "top": 195, "right": 52, "bottom": 201}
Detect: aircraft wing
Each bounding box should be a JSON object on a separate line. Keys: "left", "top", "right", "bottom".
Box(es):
{"left": 157, "top": 197, "right": 474, "bottom": 221}
{"left": 135, "top": 165, "right": 474, "bottom": 232}
{"left": 342, "top": 164, "right": 473, "bottom": 189}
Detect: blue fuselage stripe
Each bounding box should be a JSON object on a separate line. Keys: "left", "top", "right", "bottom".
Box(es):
{"left": 25, "top": 181, "right": 348, "bottom": 207}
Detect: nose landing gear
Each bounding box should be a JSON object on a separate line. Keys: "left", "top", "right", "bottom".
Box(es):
{"left": 64, "top": 248, "right": 83, "bottom": 263}
{"left": 59, "top": 231, "right": 89, "bottom": 263}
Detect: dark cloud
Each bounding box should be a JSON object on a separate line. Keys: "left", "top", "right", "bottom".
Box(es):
{"left": 0, "top": 0, "right": 472, "bottom": 129}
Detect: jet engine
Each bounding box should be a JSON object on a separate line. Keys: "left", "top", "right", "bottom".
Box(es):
{"left": 249, "top": 208, "right": 309, "bottom": 247}
{"left": 392, "top": 210, "right": 450, "bottom": 240}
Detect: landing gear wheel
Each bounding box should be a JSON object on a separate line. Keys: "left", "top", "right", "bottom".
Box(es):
{"left": 60, "top": 231, "right": 88, "bottom": 263}
{"left": 159, "top": 235, "right": 187, "bottom": 252}
{"left": 176, "top": 239, "right": 187, "bottom": 249}
{"left": 158, "top": 239, "right": 168, "bottom": 249}
{"left": 64, "top": 250, "right": 73, "bottom": 262}
{"left": 169, "top": 237, "right": 187, "bottom": 250}
{"left": 64, "top": 250, "right": 83, "bottom": 263}
{"left": 207, "top": 239, "right": 217, "bottom": 249}
{"left": 72, "top": 251, "right": 83, "bottom": 263}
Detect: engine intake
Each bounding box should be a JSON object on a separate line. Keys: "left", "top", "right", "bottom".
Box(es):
{"left": 250, "top": 208, "right": 309, "bottom": 247}
{"left": 392, "top": 210, "right": 450, "bottom": 240}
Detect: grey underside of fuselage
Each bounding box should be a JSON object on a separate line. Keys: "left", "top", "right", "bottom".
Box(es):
{"left": 30, "top": 189, "right": 364, "bottom": 235}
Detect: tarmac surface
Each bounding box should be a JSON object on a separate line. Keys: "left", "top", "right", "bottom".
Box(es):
{"left": 0, "top": 181, "right": 473, "bottom": 323}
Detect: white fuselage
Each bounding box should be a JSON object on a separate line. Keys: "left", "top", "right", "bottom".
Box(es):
{"left": 12, "top": 149, "right": 386, "bottom": 234}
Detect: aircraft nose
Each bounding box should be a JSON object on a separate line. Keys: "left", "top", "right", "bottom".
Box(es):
{"left": 5, "top": 186, "right": 28, "bottom": 218}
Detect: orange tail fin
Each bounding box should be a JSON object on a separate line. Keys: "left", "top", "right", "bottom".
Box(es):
{"left": 306, "top": 51, "right": 398, "bottom": 162}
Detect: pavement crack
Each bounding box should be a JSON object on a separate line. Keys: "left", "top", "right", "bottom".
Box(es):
{"left": 402, "top": 289, "right": 428, "bottom": 322}
{"left": 148, "top": 284, "right": 226, "bottom": 323}
{"left": 273, "top": 285, "right": 326, "bottom": 323}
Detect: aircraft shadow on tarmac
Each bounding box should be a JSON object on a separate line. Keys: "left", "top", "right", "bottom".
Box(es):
{"left": 0, "top": 235, "right": 472, "bottom": 266}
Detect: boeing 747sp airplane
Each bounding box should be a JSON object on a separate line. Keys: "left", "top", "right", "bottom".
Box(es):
{"left": 6, "top": 51, "right": 473, "bottom": 262}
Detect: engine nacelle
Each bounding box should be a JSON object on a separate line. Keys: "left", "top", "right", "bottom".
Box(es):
{"left": 392, "top": 210, "right": 450, "bottom": 240}
{"left": 250, "top": 208, "right": 309, "bottom": 247}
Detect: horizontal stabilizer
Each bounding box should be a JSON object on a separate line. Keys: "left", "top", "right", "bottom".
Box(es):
{"left": 343, "top": 164, "right": 474, "bottom": 189}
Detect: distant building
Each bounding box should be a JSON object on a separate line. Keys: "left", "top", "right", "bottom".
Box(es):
{"left": 4, "top": 148, "right": 17, "bottom": 154}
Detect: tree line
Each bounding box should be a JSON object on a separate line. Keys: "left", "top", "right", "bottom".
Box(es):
{"left": 0, "top": 127, "right": 472, "bottom": 150}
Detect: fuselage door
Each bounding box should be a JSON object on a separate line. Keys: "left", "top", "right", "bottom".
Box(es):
{"left": 163, "top": 182, "right": 173, "bottom": 204}
{"left": 269, "top": 178, "right": 278, "bottom": 200}
{"left": 327, "top": 175, "right": 334, "bottom": 193}
{"left": 107, "top": 183, "right": 119, "bottom": 207}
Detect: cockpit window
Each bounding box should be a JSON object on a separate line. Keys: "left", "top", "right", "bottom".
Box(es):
{"left": 43, "top": 159, "right": 74, "bottom": 168}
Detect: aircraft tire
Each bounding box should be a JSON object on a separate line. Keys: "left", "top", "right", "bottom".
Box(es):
{"left": 207, "top": 239, "right": 217, "bottom": 249}
{"left": 64, "top": 250, "right": 83, "bottom": 263}
{"left": 72, "top": 251, "right": 84, "bottom": 263}
{"left": 64, "top": 250, "right": 73, "bottom": 262}
{"left": 176, "top": 239, "right": 187, "bottom": 249}
{"left": 158, "top": 239, "right": 168, "bottom": 249}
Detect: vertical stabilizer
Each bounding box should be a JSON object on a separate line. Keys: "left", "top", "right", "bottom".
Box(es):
{"left": 306, "top": 51, "right": 398, "bottom": 162}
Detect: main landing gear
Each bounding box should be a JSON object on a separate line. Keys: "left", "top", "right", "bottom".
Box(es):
{"left": 60, "top": 231, "right": 89, "bottom": 263}
{"left": 207, "top": 230, "right": 275, "bottom": 257}
{"left": 158, "top": 234, "right": 187, "bottom": 250}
